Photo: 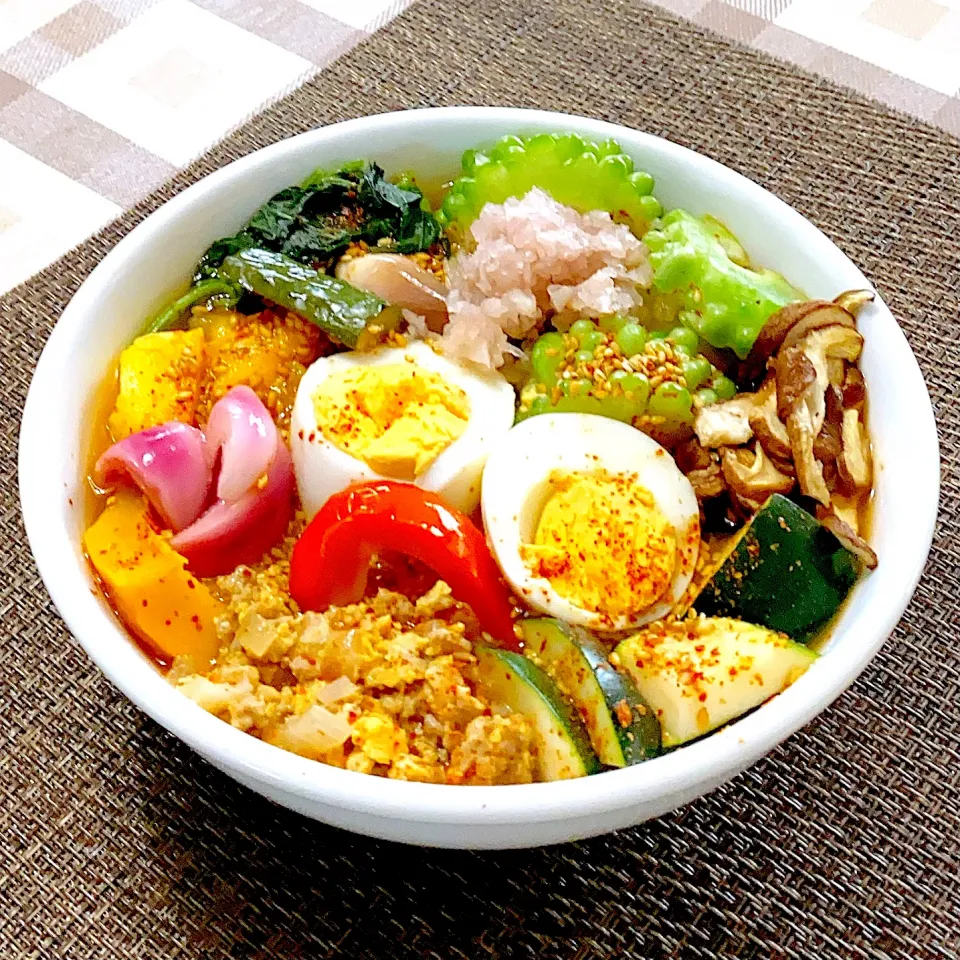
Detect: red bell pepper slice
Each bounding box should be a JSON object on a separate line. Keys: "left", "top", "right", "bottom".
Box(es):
{"left": 290, "top": 480, "right": 519, "bottom": 650}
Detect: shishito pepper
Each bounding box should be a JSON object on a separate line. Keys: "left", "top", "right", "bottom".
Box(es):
{"left": 644, "top": 210, "right": 803, "bottom": 359}
{"left": 216, "top": 249, "right": 393, "bottom": 349}
{"left": 290, "top": 481, "right": 520, "bottom": 650}
{"left": 144, "top": 249, "right": 396, "bottom": 349}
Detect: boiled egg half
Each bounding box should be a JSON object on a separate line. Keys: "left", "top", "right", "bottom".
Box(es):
{"left": 291, "top": 340, "right": 515, "bottom": 517}
{"left": 482, "top": 414, "right": 700, "bottom": 632}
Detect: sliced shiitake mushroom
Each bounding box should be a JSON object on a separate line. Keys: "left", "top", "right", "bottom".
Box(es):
{"left": 819, "top": 397, "right": 846, "bottom": 495}
{"left": 695, "top": 378, "right": 794, "bottom": 461}
{"left": 675, "top": 437, "right": 712, "bottom": 474}
{"left": 775, "top": 346, "right": 817, "bottom": 421}
{"left": 822, "top": 458, "right": 840, "bottom": 495}
{"left": 739, "top": 300, "right": 832, "bottom": 385}
{"left": 769, "top": 455, "right": 796, "bottom": 479}
{"left": 780, "top": 305, "right": 856, "bottom": 353}
{"left": 834, "top": 289, "right": 875, "bottom": 317}
{"left": 818, "top": 495, "right": 861, "bottom": 534}
{"left": 336, "top": 253, "right": 449, "bottom": 332}
{"left": 738, "top": 291, "right": 870, "bottom": 386}
{"left": 776, "top": 347, "right": 830, "bottom": 505}
{"left": 841, "top": 366, "right": 866, "bottom": 411}
{"left": 693, "top": 395, "right": 756, "bottom": 448}
{"left": 793, "top": 324, "right": 864, "bottom": 368}
{"left": 825, "top": 382, "right": 845, "bottom": 425}
{"left": 675, "top": 438, "right": 726, "bottom": 499}
{"left": 785, "top": 427, "right": 825, "bottom": 503}
{"left": 789, "top": 324, "right": 864, "bottom": 435}
{"left": 776, "top": 325, "right": 864, "bottom": 506}
{"left": 747, "top": 377, "right": 792, "bottom": 460}
{"left": 689, "top": 463, "right": 727, "bottom": 499}
{"left": 821, "top": 514, "right": 878, "bottom": 570}
{"left": 721, "top": 443, "right": 795, "bottom": 513}
{"left": 827, "top": 357, "right": 846, "bottom": 387}
{"left": 838, "top": 408, "right": 872, "bottom": 490}
{"left": 814, "top": 385, "right": 844, "bottom": 466}
{"left": 814, "top": 423, "right": 842, "bottom": 465}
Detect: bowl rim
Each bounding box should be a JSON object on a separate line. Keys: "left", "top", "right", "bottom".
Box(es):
{"left": 18, "top": 106, "right": 940, "bottom": 828}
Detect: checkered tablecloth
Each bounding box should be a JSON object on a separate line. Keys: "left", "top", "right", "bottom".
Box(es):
{"left": 0, "top": 0, "right": 412, "bottom": 294}
{"left": 657, "top": 0, "right": 960, "bottom": 126}
{"left": 0, "top": 0, "right": 957, "bottom": 296}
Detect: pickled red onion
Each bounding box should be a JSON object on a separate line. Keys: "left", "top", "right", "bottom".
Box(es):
{"left": 171, "top": 442, "right": 295, "bottom": 577}
{"left": 205, "top": 385, "right": 279, "bottom": 501}
{"left": 94, "top": 421, "right": 210, "bottom": 532}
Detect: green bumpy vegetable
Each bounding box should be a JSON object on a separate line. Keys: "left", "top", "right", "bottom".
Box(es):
{"left": 439, "top": 133, "right": 663, "bottom": 235}
{"left": 218, "top": 249, "right": 391, "bottom": 349}
{"left": 644, "top": 210, "right": 803, "bottom": 359}
{"left": 517, "top": 317, "right": 734, "bottom": 436}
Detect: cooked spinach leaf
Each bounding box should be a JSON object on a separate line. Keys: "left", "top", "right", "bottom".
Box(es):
{"left": 195, "top": 233, "right": 259, "bottom": 278}
{"left": 194, "top": 161, "right": 441, "bottom": 281}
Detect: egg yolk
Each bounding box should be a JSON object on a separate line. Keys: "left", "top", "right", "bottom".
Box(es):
{"left": 520, "top": 470, "right": 677, "bottom": 624}
{"left": 312, "top": 363, "right": 470, "bottom": 479}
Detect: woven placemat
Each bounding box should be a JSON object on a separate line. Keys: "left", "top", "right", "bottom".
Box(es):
{"left": 2, "top": 0, "right": 958, "bottom": 956}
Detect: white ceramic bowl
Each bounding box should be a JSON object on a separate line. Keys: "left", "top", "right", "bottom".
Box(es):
{"left": 19, "top": 108, "right": 939, "bottom": 849}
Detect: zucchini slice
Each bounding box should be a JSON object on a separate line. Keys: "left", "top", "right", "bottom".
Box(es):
{"left": 694, "top": 494, "right": 862, "bottom": 641}
{"left": 475, "top": 647, "right": 600, "bottom": 780}
{"left": 521, "top": 619, "right": 661, "bottom": 767}
{"left": 613, "top": 616, "right": 817, "bottom": 747}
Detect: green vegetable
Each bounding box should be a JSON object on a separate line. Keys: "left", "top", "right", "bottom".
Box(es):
{"left": 531, "top": 331, "right": 566, "bottom": 384}
{"left": 648, "top": 382, "right": 692, "bottom": 421}
{"left": 644, "top": 210, "right": 803, "bottom": 359}
{"left": 143, "top": 161, "right": 441, "bottom": 333}
{"left": 613, "top": 617, "right": 817, "bottom": 747}
{"left": 569, "top": 318, "right": 597, "bottom": 341}
{"left": 713, "top": 374, "right": 736, "bottom": 400}
{"left": 681, "top": 356, "right": 712, "bottom": 390}
{"left": 615, "top": 322, "right": 647, "bottom": 357}
{"left": 439, "top": 133, "right": 662, "bottom": 235}
{"left": 475, "top": 646, "right": 600, "bottom": 780}
{"left": 521, "top": 619, "right": 661, "bottom": 767}
{"left": 667, "top": 325, "right": 699, "bottom": 356}
{"left": 195, "top": 160, "right": 442, "bottom": 279}
{"left": 693, "top": 494, "right": 864, "bottom": 641}
{"left": 143, "top": 278, "right": 238, "bottom": 334}
{"left": 518, "top": 318, "right": 723, "bottom": 432}
{"left": 218, "top": 249, "right": 389, "bottom": 349}
{"left": 598, "top": 314, "right": 628, "bottom": 333}
{"left": 700, "top": 214, "right": 750, "bottom": 266}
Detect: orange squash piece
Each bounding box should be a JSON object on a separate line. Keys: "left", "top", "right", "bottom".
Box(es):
{"left": 196, "top": 308, "right": 321, "bottom": 430}
{"left": 108, "top": 328, "right": 206, "bottom": 439}
{"left": 83, "top": 492, "right": 223, "bottom": 665}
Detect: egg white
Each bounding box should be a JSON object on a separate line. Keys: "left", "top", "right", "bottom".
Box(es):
{"left": 481, "top": 413, "right": 700, "bottom": 632}
{"left": 291, "top": 340, "right": 516, "bottom": 518}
